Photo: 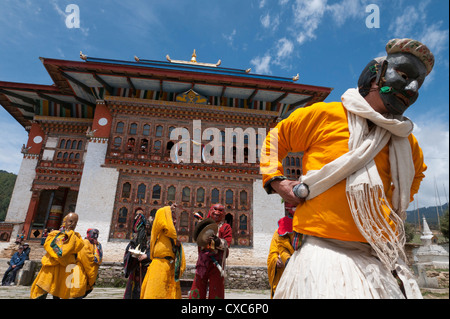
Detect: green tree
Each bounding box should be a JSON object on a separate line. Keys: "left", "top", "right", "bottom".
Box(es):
{"left": 440, "top": 208, "right": 449, "bottom": 241}
{"left": 0, "top": 170, "right": 17, "bottom": 221}
{"left": 404, "top": 221, "right": 415, "bottom": 243}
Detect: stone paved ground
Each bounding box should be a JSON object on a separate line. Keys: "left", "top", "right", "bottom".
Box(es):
{"left": 0, "top": 285, "right": 447, "bottom": 299}
{"left": 0, "top": 285, "right": 270, "bottom": 299}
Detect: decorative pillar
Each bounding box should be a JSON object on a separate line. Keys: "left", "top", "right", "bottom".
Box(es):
{"left": 5, "top": 122, "right": 44, "bottom": 224}
{"left": 75, "top": 101, "right": 119, "bottom": 244}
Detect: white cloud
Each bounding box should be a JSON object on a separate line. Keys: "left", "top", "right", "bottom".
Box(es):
{"left": 260, "top": 13, "right": 280, "bottom": 31}
{"left": 388, "top": 6, "right": 421, "bottom": 36}
{"left": 276, "top": 38, "right": 294, "bottom": 60}
{"left": 259, "top": 0, "right": 266, "bottom": 9}
{"left": 292, "top": 0, "right": 327, "bottom": 44}
{"left": 250, "top": 55, "right": 272, "bottom": 74}
{"left": 223, "top": 29, "right": 237, "bottom": 47}
{"left": 326, "top": 0, "right": 365, "bottom": 27}
{"left": 411, "top": 119, "right": 450, "bottom": 208}
{"left": 418, "top": 23, "right": 449, "bottom": 57}
{"left": 261, "top": 13, "right": 271, "bottom": 28}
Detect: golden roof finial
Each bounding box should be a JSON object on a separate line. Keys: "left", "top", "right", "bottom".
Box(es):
{"left": 191, "top": 49, "right": 197, "bottom": 63}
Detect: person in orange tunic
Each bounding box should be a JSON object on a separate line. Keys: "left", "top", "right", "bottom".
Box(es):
{"left": 30, "top": 212, "right": 85, "bottom": 299}
{"left": 261, "top": 38, "right": 434, "bottom": 299}
{"left": 267, "top": 203, "right": 295, "bottom": 298}
{"left": 140, "top": 204, "right": 185, "bottom": 299}
{"left": 75, "top": 228, "right": 103, "bottom": 298}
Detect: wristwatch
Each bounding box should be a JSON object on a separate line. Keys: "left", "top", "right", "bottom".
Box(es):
{"left": 292, "top": 183, "right": 310, "bottom": 199}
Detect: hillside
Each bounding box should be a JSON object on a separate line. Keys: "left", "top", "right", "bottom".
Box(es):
{"left": 406, "top": 202, "right": 449, "bottom": 230}
{"left": 0, "top": 170, "right": 17, "bottom": 221}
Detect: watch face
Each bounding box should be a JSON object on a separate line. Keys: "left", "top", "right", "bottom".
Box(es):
{"left": 380, "top": 53, "right": 427, "bottom": 115}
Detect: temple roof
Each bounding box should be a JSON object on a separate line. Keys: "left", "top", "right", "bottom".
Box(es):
{"left": 0, "top": 52, "right": 333, "bottom": 128}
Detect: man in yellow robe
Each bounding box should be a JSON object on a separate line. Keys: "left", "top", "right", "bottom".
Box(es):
{"left": 30, "top": 213, "right": 85, "bottom": 299}
{"left": 140, "top": 204, "right": 186, "bottom": 299}
{"left": 267, "top": 203, "right": 295, "bottom": 298}
{"left": 261, "top": 39, "right": 434, "bottom": 299}
{"left": 75, "top": 228, "right": 103, "bottom": 298}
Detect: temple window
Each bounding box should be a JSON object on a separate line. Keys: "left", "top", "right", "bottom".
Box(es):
{"left": 113, "top": 137, "right": 122, "bottom": 148}
{"left": 118, "top": 207, "right": 128, "bottom": 223}
{"left": 66, "top": 140, "right": 72, "bottom": 149}
{"left": 239, "top": 214, "right": 248, "bottom": 231}
{"left": 140, "top": 139, "right": 148, "bottom": 152}
{"left": 127, "top": 138, "right": 135, "bottom": 151}
{"left": 116, "top": 122, "right": 124, "bottom": 133}
{"left": 59, "top": 139, "right": 65, "bottom": 148}
{"left": 57, "top": 152, "right": 62, "bottom": 160}
{"left": 137, "top": 183, "right": 146, "bottom": 202}
{"left": 122, "top": 182, "right": 131, "bottom": 198}
{"left": 77, "top": 141, "right": 83, "bottom": 150}
{"left": 182, "top": 187, "right": 191, "bottom": 202}
{"left": 168, "top": 126, "right": 175, "bottom": 138}
{"left": 167, "top": 186, "right": 176, "bottom": 201}
{"left": 75, "top": 153, "right": 80, "bottom": 160}
{"left": 152, "top": 185, "right": 161, "bottom": 199}
{"left": 296, "top": 157, "right": 300, "bottom": 167}
{"left": 156, "top": 125, "right": 163, "bottom": 137}
{"left": 240, "top": 190, "right": 247, "bottom": 206}
{"left": 63, "top": 152, "right": 68, "bottom": 160}
{"left": 196, "top": 188, "right": 205, "bottom": 203}
{"left": 211, "top": 188, "right": 219, "bottom": 204}
{"left": 69, "top": 153, "right": 75, "bottom": 160}
{"left": 143, "top": 124, "right": 150, "bottom": 136}
{"left": 129, "top": 123, "right": 138, "bottom": 135}
{"left": 154, "top": 140, "right": 161, "bottom": 150}
{"left": 180, "top": 211, "right": 189, "bottom": 228}
{"left": 225, "top": 189, "right": 233, "bottom": 205}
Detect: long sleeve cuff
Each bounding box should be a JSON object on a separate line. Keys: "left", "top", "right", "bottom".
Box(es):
{"left": 263, "top": 176, "right": 287, "bottom": 194}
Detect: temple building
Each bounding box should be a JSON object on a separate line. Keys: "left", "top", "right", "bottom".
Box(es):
{"left": 0, "top": 51, "right": 331, "bottom": 259}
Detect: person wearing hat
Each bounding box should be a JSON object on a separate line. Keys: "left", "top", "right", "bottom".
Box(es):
{"left": 73, "top": 228, "right": 103, "bottom": 299}
{"left": 123, "top": 208, "right": 152, "bottom": 299}
{"left": 2, "top": 245, "right": 27, "bottom": 286}
{"left": 261, "top": 38, "right": 433, "bottom": 299}
{"left": 22, "top": 243, "right": 31, "bottom": 260}
{"left": 188, "top": 204, "right": 232, "bottom": 299}
{"left": 267, "top": 203, "right": 295, "bottom": 298}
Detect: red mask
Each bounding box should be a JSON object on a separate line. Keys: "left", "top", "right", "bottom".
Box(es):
{"left": 207, "top": 204, "right": 225, "bottom": 223}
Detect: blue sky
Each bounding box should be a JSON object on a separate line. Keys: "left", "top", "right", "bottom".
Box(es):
{"left": 0, "top": 0, "right": 448, "bottom": 209}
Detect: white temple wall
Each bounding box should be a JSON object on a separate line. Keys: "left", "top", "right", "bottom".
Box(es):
{"left": 5, "top": 156, "right": 38, "bottom": 223}
{"left": 250, "top": 178, "right": 284, "bottom": 264}
{"left": 75, "top": 140, "right": 119, "bottom": 250}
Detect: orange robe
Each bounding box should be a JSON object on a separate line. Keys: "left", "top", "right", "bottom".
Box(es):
{"left": 267, "top": 230, "right": 294, "bottom": 298}
{"left": 140, "top": 206, "right": 186, "bottom": 299}
{"left": 30, "top": 230, "right": 85, "bottom": 299}
{"left": 75, "top": 239, "right": 102, "bottom": 296}
{"left": 262, "top": 102, "right": 426, "bottom": 242}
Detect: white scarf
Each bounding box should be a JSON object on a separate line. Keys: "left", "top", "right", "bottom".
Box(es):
{"left": 302, "top": 88, "right": 415, "bottom": 271}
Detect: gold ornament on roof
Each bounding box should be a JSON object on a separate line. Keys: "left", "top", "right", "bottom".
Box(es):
{"left": 191, "top": 49, "right": 197, "bottom": 63}
{"left": 80, "top": 51, "right": 87, "bottom": 61}
{"left": 166, "top": 50, "right": 221, "bottom": 67}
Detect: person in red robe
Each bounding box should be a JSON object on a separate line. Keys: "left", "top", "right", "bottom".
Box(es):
{"left": 188, "top": 204, "right": 232, "bottom": 299}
